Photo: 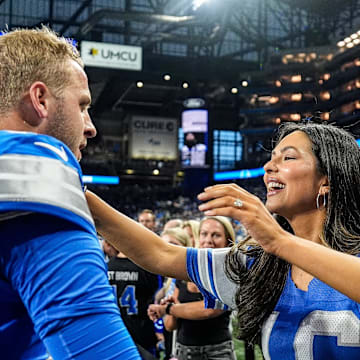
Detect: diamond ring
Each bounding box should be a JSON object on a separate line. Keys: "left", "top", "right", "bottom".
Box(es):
{"left": 233, "top": 199, "right": 243, "bottom": 208}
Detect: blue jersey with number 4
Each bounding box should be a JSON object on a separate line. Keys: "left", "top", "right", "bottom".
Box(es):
{"left": 186, "top": 247, "right": 360, "bottom": 360}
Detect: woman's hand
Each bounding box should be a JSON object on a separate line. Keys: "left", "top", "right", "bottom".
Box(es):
{"left": 197, "top": 183, "right": 288, "bottom": 256}
{"left": 198, "top": 184, "right": 360, "bottom": 304}
{"left": 160, "top": 295, "right": 177, "bottom": 305}
{"left": 148, "top": 304, "right": 166, "bottom": 321}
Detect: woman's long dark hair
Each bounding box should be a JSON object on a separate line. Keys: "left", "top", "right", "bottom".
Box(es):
{"left": 225, "top": 121, "right": 360, "bottom": 344}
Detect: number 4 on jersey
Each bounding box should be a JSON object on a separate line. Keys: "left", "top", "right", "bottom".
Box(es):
{"left": 119, "top": 285, "right": 138, "bottom": 315}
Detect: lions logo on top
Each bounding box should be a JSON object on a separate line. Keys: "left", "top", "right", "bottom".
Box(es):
{"left": 186, "top": 247, "right": 360, "bottom": 360}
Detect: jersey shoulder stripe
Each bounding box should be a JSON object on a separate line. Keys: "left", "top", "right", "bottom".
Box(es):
{"left": 0, "top": 131, "right": 94, "bottom": 234}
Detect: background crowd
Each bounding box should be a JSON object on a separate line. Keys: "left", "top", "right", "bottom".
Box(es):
{"left": 100, "top": 197, "right": 254, "bottom": 360}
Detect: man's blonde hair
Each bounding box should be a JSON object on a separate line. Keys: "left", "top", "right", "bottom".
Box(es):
{"left": 0, "top": 26, "right": 83, "bottom": 114}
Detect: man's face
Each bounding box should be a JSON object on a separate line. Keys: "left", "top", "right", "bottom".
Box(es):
{"left": 44, "top": 60, "right": 96, "bottom": 161}
{"left": 185, "top": 132, "right": 197, "bottom": 148}
{"left": 138, "top": 212, "right": 156, "bottom": 232}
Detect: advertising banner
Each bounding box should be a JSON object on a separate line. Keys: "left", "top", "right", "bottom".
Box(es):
{"left": 81, "top": 40, "right": 142, "bottom": 71}
{"left": 130, "top": 116, "right": 177, "bottom": 160}
{"left": 181, "top": 109, "right": 208, "bottom": 167}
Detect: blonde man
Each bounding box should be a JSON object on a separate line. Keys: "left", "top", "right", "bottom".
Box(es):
{"left": 0, "top": 28, "right": 139, "bottom": 359}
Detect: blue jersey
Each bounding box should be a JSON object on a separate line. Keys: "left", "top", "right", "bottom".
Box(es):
{"left": 0, "top": 131, "right": 140, "bottom": 360}
{"left": 187, "top": 247, "right": 360, "bottom": 360}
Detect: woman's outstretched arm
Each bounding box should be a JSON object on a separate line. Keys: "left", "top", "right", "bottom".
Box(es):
{"left": 86, "top": 190, "right": 189, "bottom": 280}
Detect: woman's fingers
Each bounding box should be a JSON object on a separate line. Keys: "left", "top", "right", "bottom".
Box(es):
{"left": 197, "top": 184, "right": 289, "bottom": 256}
{"left": 198, "top": 184, "right": 251, "bottom": 219}
{"left": 198, "top": 183, "right": 251, "bottom": 204}
{"left": 204, "top": 183, "right": 240, "bottom": 192}
{"left": 198, "top": 195, "right": 238, "bottom": 211}
{"left": 147, "top": 306, "right": 158, "bottom": 321}
{"left": 205, "top": 183, "right": 249, "bottom": 195}
{"left": 199, "top": 198, "right": 249, "bottom": 221}
{"left": 203, "top": 206, "right": 243, "bottom": 218}
{"left": 148, "top": 305, "right": 164, "bottom": 320}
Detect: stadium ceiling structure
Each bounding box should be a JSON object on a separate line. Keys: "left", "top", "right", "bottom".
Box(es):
{"left": 1, "top": 0, "right": 360, "bottom": 128}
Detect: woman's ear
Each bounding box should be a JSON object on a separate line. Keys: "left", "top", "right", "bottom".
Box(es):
{"left": 321, "top": 186, "right": 330, "bottom": 196}
{"left": 319, "top": 178, "right": 330, "bottom": 196}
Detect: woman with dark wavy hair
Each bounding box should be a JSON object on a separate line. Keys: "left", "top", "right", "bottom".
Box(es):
{"left": 86, "top": 121, "right": 360, "bottom": 359}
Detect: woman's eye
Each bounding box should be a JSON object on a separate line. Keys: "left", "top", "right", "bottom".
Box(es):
{"left": 284, "top": 156, "right": 296, "bottom": 160}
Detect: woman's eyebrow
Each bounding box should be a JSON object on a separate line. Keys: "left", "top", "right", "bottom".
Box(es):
{"left": 272, "top": 146, "right": 298, "bottom": 156}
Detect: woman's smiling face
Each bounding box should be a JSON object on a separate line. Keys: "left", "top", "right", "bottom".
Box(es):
{"left": 263, "top": 130, "right": 327, "bottom": 219}
{"left": 199, "top": 219, "right": 228, "bottom": 249}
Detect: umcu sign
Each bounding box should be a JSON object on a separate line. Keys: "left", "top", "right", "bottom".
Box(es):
{"left": 81, "top": 40, "right": 142, "bottom": 71}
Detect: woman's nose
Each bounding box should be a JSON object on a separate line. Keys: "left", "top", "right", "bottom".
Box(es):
{"left": 264, "top": 158, "right": 277, "bottom": 173}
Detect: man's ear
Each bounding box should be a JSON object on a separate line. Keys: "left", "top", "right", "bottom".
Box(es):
{"left": 25, "top": 81, "right": 52, "bottom": 126}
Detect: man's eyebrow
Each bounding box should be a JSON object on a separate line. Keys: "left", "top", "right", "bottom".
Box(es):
{"left": 271, "top": 146, "right": 298, "bottom": 156}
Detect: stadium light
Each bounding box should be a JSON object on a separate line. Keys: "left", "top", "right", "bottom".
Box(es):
{"left": 193, "top": 0, "right": 210, "bottom": 11}
{"left": 291, "top": 93, "right": 302, "bottom": 102}
{"left": 290, "top": 113, "right": 301, "bottom": 121}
